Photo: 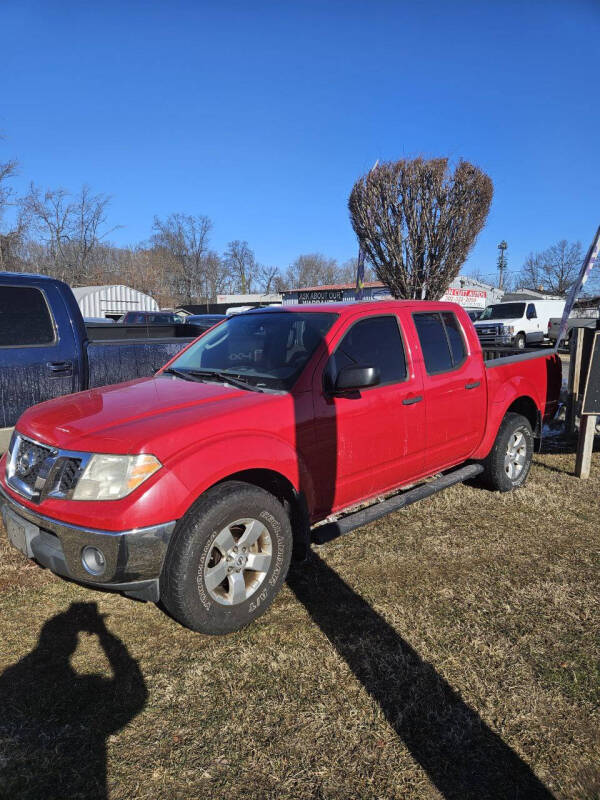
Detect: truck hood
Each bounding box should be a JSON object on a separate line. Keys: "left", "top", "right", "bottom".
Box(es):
{"left": 17, "top": 376, "right": 284, "bottom": 460}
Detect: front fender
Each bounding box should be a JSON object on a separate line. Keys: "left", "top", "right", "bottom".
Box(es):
{"left": 166, "top": 431, "right": 316, "bottom": 518}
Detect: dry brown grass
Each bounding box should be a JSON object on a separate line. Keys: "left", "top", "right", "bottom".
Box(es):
{"left": 0, "top": 446, "right": 599, "bottom": 799}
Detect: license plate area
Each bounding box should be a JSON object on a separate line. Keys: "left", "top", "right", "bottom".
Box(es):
{"left": 1, "top": 506, "right": 39, "bottom": 558}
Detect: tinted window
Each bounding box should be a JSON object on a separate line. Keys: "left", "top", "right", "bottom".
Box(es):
{"left": 526, "top": 303, "right": 537, "bottom": 319}
{"left": 479, "top": 302, "right": 525, "bottom": 320}
{"left": 441, "top": 312, "right": 466, "bottom": 365}
{"left": 413, "top": 313, "right": 452, "bottom": 373}
{"left": 172, "top": 311, "right": 336, "bottom": 390}
{"left": 0, "top": 286, "right": 55, "bottom": 347}
{"left": 327, "top": 316, "right": 407, "bottom": 387}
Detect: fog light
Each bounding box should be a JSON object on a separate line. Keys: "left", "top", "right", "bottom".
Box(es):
{"left": 81, "top": 546, "right": 106, "bottom": 576}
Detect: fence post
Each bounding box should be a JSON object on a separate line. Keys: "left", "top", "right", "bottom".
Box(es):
{"left": 574, "top": 414, "right": 597, "bottom": 478}
{"left": 565, "top": 328, "right": 584, "bottom": 435}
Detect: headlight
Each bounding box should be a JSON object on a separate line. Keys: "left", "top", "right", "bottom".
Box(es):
{"left": 506, "top": 325, "right": 515, "bottom": 334}
{"left": 72, "top": 454, "right": 162, "bottom": 501}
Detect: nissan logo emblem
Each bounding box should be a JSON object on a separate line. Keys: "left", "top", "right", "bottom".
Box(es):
{"left": 16, "top": 450, "right": 39, "bottom": 477}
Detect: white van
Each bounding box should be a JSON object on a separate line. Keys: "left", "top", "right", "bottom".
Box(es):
{"left": 474, "top": 299, "right": 565, "bottom": 349}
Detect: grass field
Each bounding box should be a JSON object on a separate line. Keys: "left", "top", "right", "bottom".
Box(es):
{"left": 1, "top": 442, "right": 599, "bottom": 799}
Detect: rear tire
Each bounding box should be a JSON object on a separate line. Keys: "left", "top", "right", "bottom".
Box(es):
{"left": 479, "top": 413, "right": 533, "bottom": 492}
{"left": 160, "top": 481, "right": 293, "bottom": 634}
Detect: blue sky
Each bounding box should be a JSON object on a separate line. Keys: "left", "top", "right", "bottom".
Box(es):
{"left": 2, "top": 0, "right": 599, "bottom": 282}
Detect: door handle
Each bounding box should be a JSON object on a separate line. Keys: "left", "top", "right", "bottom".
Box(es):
{"left": 402, "top": 395, "right": 423, "bottom": 405}
{"left": 47, "top": 361, "right": 73, "bottom": 376}
{"left": 465, "top": 381, "right": 481, "bottom": 389}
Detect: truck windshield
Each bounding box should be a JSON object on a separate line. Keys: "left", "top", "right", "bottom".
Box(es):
{"left": 479, "top": 303, "right": 525, "bottom": 320}
{"left": 167, "top": 311, "right": 337, "bottom": 390}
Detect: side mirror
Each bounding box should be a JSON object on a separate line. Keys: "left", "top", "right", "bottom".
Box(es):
{"left": 334, "top": 365, "right": 380, "bottom": 394}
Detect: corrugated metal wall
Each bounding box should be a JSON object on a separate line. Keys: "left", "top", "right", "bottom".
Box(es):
{"left": 75, "top": 285, "right": 159, "bottom": 317}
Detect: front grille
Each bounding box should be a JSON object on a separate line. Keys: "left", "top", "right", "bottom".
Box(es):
{"left": 56, "top": 458, "right": 82, "bottom": 493}
{"left": 6, "top": 434, "right": 87, "bottom": 503}
{"left": 12, "top": 438, "right": 55, "bottom": 492}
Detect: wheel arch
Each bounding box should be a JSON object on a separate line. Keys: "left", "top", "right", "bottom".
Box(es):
{"left": 505, "top": 395, "right": 540, "bottom": 435}
{"left": 178, "top": 467, "right": 312, "bottom": 560}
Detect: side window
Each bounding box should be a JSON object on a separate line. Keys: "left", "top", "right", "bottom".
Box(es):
{"left": 0, "top": 286, "right": 55, "bottom": 347}
{"left": 441, "top": 312, "right": 467, "bottom": 366}
{"left": 526, "top": 303, "right": 537, "bottom": 320}
{"left": 413, "top": 313, "right": 452, "bottom": 373}
{"left": 413, "top": 312, "right": 467, "bottom": 374}
{"left": 326, "top": 316, "right": 407, "bottom": 387}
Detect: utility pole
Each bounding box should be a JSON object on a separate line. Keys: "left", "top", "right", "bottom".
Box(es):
{"left": 497, "top": 240, "right": 508, "bottom": 289}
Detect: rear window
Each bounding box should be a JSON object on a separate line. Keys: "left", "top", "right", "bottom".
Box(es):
{"left": 413, "top": 312, "right": 466, "bottom": 374}
{"left": 0, "top": 286, "right": 55, "bottom": 347}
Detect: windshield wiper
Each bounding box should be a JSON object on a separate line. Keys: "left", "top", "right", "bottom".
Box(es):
{"left": 188, "top": 369, "right": 267, "bottom": 393}
{"left": 162, "top": 367, "right": 206, "bottom": 383}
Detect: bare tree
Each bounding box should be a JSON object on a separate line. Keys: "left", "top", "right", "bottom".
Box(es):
{"left": 257, "top": 264, "right": 281, "bottom": 294}
{"left": 224, "top": 240, "right": 258, "bottom": 294}
{"left": 0, "top": 156, "right": 28, "bottom": 270}
{"left": 21, "top": 184, "right": 117, "bottom": 283}
{"left": 151, "top": 213, "right": 212, "bottom": 303}
{"left": 519, "top": 240, "right": 583, "bottom": 295}
{"left": 348, "top": 157, "right": 493, "bottom": 300}
{"left": 283, "top": 253, "right": 340, "bottom": 289}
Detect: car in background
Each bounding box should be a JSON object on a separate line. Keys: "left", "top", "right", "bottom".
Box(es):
{"left": 118, "top": 311, "right": 185, "bottom": 325}
{"left": 473, "top": 299, "right": 565, "bottom": 349}
{"left": 185, "top": 314, "right": 227, "bottom": 333}
{"left": 547, "top": 313, "right": 599, "bottom": 346}
{"left": 84, "top": 317, "right": 115, "bottom": 324}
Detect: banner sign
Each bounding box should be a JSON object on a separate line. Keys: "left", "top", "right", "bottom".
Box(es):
{"left": 298, "top": 289, "right": 345, "bottom": 304}
{"left": 441, "top": 287, "right": 487, "bottom": 308}
{"left": 555, "top": 225, "right": 600, "bottom": 350}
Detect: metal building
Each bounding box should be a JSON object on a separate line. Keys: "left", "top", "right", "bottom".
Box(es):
{"left": 71, "top": 285, "right": 158, "bottom": 319}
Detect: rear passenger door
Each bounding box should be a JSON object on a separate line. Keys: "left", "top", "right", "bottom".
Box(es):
{"left": 0, "top": 283, "right": 78, "bottom": 431}
{"left": 311, "top": 313, "right": 425, "bottom": 514}
{"left": 412, "top": 311, "right": 486, "bottom": 471}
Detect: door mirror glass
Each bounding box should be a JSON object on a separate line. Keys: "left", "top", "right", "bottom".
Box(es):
{"left": 334, "top": 365, "right": 380, "bottom": 393}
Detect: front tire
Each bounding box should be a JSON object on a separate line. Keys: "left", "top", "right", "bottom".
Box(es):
{"left": 515, "top": 333, "right": 526, "bottom": 350}
{"left": 160, "top": 481, "right": 293, "bottom": 634}
{"left": 479, "top": 412, "right": 534, "bottom": 492}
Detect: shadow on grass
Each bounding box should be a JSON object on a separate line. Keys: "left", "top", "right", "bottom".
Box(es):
{"left": 0, "top": 602, "right": 147, "bottom": 800}
{"left": 287, "top": 553, "right": 554, "bottom": 800}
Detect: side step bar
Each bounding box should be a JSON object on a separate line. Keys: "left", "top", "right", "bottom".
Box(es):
{"left": 311, "top": 463, "right": 483, "bottom": 545}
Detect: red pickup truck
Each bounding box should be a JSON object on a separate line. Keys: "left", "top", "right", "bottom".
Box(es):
{"left": 1, "top": 301, "right": 561, "bottom": 634}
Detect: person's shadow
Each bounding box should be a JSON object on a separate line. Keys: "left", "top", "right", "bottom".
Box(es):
{"left": 0, "top": 602, "right": 147, "bottom": 800}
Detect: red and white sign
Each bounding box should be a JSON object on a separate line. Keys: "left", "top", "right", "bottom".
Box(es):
{"left": 441, "top": 287, "right": 487, "bottom": 309}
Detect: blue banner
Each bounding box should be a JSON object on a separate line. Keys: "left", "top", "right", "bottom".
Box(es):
{"left": 355, "top": 245, "right": 366, "bottom": 300}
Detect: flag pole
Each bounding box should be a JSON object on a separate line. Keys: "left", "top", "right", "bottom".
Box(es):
{"left": 554, "top": 225, "right": 600, "bottom": 350}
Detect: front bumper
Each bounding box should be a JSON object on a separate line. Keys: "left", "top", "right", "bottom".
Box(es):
{"left": 475, "top": 332, "right": 513, "bottom": 347}
{"left": 0, "top": 483, "right": 176, "bottom": 602}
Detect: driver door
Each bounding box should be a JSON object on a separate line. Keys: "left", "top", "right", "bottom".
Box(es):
{"left": 310, "top": 313, "right": 425, "bottom": 515}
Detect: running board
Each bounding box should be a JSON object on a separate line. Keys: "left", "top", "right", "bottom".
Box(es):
{"left": 311, "top": 463, "right": 484, "bottom": 545}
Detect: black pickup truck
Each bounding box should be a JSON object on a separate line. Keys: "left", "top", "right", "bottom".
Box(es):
{"left": 0, "top": 273, "right": 201, "bottom": 450}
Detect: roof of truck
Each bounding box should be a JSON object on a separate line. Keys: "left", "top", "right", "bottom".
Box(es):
{"left": 244, "top": 300, "right": 461, "bottom": 315}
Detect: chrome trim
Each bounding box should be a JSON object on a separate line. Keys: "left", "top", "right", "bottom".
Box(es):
{"left": 0, "top": 482, "right": 177, "bottom": 585}
{"left": 6, "top": 432, "right": 93, "bottom": 504}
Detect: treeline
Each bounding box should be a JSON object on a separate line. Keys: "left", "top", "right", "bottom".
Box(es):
{"left": 0, "top": 156, "right": 373, "bottom": 306}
